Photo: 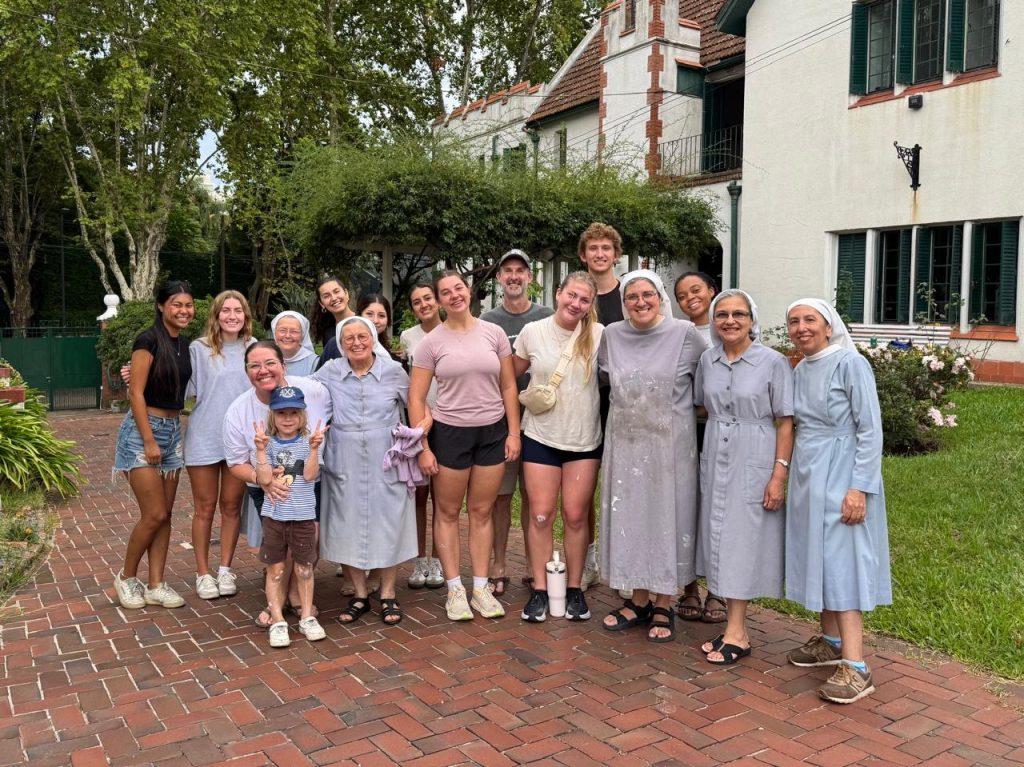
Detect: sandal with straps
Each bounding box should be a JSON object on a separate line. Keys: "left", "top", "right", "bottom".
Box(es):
{"left": 603, "top": 599, "right": 653, "bottom": 632}
{"left": 676, "top": 592, "right": 703, "bottom": 621}
{"left": 702, "top": 594, "right": 728, "bottom": 624}
{"left": 701, "top": 633, "right": 725, "bottom": 654}
{"left": 337, "top": 596, "right": 371, "bottom": 624}
{"left": 380, "top": 598, "right": 403, "bottom": 626}
{"left": 647, "top": 607, "right": 676, "bottom": 643}
{"left": 706, "top": 643, "right": 752, "bottom": 665}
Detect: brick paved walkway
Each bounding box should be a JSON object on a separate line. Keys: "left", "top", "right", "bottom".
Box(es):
{"left": 1, "top": 411, "right": 1022, "bottom": 767}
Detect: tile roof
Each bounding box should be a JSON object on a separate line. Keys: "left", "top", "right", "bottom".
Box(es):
{"left": 679, "top": 0, "right": 746, "bottom": 67}
{"left": 527, "top": 30, "right": 603, "bottom": 124}
{"left": 432, "top": 81, "right": 539, "bottom": 126}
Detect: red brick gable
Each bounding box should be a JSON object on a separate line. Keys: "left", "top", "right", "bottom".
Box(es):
{"left": 527, "top": 30, "right": 603, "bottom": 124}
{"left": 679, "top": 0, "right": 746, "bottom": 67}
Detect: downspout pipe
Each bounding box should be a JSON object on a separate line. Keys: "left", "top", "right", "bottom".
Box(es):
{"left": 727, "top": 180, "right": 742, "bottom": 288}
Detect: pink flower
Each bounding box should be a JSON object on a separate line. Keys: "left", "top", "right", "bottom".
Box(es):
{"left": 928, "top": 407, "right": 944, "bottom": 426}
{"left": 945, "top": 415, "right": 957, "bottom": 427}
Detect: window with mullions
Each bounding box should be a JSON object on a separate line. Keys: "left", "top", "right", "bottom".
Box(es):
{"left": 915, "top": 225, "right": 963, "bottom": 323}
{"left": 867, "top": 1, "right": 896, "bottom": 91}
{"left": 970, "top": 220, "right": 1019, "bottom": 325}
{"left": 965, "top": 0, "right": 999, "bottom": 70}
{"left": 877, "top": 228, "right": 913, "bottom": 324}
{"left": 914, "top": 0, "right": 946, "bottom": 82}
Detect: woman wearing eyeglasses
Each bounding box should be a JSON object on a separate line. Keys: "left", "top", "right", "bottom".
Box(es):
{"left": 597, "top": 270, "right": 707, "bottom": 643}
{"left": 222, "top": 340, "right": 332, "bottom": 624}
{"left": 694, "top": 290, "right": 794, "bottom": 665}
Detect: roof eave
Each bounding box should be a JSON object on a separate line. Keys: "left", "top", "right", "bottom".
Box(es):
{"left": 716, "top": 0, "right": 754, "bottom": 37}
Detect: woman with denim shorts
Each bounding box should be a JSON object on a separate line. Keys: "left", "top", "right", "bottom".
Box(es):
{"left": 113, "top": 280, "right": 195, "bottom": 610}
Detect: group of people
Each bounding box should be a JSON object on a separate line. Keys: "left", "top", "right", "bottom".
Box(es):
{"left": 111, "top": 222, "right": 891, "bottom": 705}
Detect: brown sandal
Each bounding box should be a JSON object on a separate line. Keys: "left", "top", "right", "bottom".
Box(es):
{"left": 676, "top": 593, "right": 703, "bottom": 621}
{"left": 489, "top": 576, "right": 510, "bottom": 597}
{"left": 702, "top": 594, "right": 728, "bottom": 623}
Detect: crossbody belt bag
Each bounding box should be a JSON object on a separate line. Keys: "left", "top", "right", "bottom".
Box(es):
{"left": 518, "top": 322, "right": 582, "bottom": 415}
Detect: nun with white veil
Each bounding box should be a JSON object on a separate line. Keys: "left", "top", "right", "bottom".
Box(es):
{"left": 271, "top": 311, "right": 318, "bottom": 376}
{"left": 783, "top": 299, "right": 891, "bottom": 705}
{"left": 596, "top": 269, "right": 708, "bottom": 643}
{"left": 693, "top": 289, "right": 794, "bottom": 665}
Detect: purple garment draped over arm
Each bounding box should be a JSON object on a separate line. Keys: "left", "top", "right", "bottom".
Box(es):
{"left": 382, "top": 424, "right": 426, "bottom": 494}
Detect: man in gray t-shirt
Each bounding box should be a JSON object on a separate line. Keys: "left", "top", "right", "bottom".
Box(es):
{"left": 480, "top": 249, "right": 552, "bottom": 594}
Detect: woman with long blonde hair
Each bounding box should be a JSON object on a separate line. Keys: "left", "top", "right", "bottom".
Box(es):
{"left": 185, "top": 289, "right": 256, "bottom": 600}
{"left": 512, "top": 271, "right": 604, "bottom": 623}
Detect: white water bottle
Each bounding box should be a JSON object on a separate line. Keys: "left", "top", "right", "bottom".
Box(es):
{"left": 546, "top": 551, "right": 567, "bottom": 617}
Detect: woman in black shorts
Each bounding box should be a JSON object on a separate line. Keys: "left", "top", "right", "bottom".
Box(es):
{"left": 512, "top": 272, "right": 604, "bottom": 623}
{"left": 409, "top": 271, "right": 520, "bottom": 622}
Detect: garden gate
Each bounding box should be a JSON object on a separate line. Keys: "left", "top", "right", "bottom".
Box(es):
{"left": 0, "top": 327, "right": 101, "bottom": 410}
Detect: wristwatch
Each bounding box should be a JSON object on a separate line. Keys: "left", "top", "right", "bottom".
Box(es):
{"left": 775, "top": 459, "right": 790, "bottom": 469}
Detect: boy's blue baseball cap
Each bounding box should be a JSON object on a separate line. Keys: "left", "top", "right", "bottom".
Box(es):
{"left": 269, "top": 385, "right": 306, "bottom": 410}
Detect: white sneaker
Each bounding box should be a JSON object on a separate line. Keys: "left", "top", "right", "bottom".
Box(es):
{"left": 114, "top": 572, "right": 145, "bottom": 609}
{"left": 298, "top": 616, "right": 326, "bottom": 641}
{"left": 195, "top": 573, "right": 220, "bottom": 600}
{"left": 269, "top": 621, "right": 291, "bottom": 648}
{"left": 144, "top": 582, "right": 185, "bottom": 608}
{"left": 471, "top": 586, "right": 506, "bottom": 619}
{"left": 216, "top": 569, "right": 238, "bottom": 596}
{"left": 446, "top": 584, "right": 473, "bottom": 621}
{"left": 407, "top": 558, "right": 429, "bottom": 589}
{"left": 425, "top": 558, "right": 445, "bottom": 589}
{"left": 580, "top": 564, "right": 600, "bottom": 592}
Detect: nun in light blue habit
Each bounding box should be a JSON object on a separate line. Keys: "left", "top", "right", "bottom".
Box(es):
{"left": 784, "top": 298, "right": 891, "bottom": 616}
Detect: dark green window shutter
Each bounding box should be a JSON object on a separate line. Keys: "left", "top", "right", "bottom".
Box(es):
{"left": 915, "top": 227, "right": 933, "bottom": 320}
{"left": 837, "top": 233, "right": 867, "bottom": 322}
{"left": 949, "top": 224, "right": 963, "bottom": 322}
{"left": 898, "top": 228, "right": 913, "bottom": 322}
{"left": 677, "top": 66, "right": 705, "bottom": 97}
{"left": 969, "top": 225, "right": 984, "bottom": 319}
{"left": 896, "top": 0, "right": 915, "bottom": 83}
{"left": 948, "top": 0, "right": 966, "bottom": 72}
{"left": 998, "top": 220, "right": 1019, "bottom": 325}
{"left": 850, "top": 4, "right": 870, "bottom": 94}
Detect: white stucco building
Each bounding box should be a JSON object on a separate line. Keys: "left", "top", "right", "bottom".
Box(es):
{"left": 433, "top": 0, "right": 1022, "bottom": 380}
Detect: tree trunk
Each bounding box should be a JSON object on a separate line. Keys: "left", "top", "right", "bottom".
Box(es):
{"left": 518, "top": 0, "right": 546, "bottom": 79}
{"left": 0, "top": 239, "right": 37, "bottom": 327}
{"left": 459, "top": 0, "right": 476, "bottom": 105}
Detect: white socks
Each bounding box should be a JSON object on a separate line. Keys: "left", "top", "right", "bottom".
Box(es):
{"left": 447, "top": 577, "right": 462, "bottom": 591}
{"left": 472, "top": 576, "right": 488, "bottom": 591}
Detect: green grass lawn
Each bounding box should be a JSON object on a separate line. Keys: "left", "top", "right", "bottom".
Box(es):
{"left": 517, "top": 387, "right": 1023, "bottom": 679}
{"left": 767, "top": 386, "right": 1024, "bottom": 679}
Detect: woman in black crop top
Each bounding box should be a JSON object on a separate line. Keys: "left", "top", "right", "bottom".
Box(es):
{"left": 112, "top": 280, "right": 195, "bottom": 611}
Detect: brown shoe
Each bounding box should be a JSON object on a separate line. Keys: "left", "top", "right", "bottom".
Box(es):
{"left": 818, "top": 663, "right": 875, "bottom": 704}
{"left": 786, "top": 635, "right": 843, "bottom": 667}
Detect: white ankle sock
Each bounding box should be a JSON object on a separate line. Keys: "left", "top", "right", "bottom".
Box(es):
{"left": 218, "top": 566, "right": 231, "bottom": 576}
{"left": 447, "top": 577, "right": 462, "bottom": 591}
{"left": 472, "top": 576, "right": 488, "bottom": 591}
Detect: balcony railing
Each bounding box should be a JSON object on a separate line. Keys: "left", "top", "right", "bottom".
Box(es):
{"left": 658, "top": 124, "right": 743, "bottom": 178}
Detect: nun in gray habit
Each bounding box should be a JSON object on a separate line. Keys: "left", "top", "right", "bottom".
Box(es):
{"left": 784, "top": 298, "right": 891, "bottom": 705}
{"left": 597, "top": 269, "right": 708, "bottom": 642}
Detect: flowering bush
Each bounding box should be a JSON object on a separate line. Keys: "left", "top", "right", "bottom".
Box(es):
{"left": 857, "top": 343, "right": 974, "bottom": 454}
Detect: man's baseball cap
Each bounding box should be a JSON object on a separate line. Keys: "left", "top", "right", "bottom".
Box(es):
{"left": 497, "top": 248, "right": 531, "bottom": 270}
{"left": 269, "top": 386, "right": 307, "bottom": 410}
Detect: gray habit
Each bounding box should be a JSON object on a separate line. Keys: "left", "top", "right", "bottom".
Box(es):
{"left": 694, "top": 343, "right": 793, "bottom": 599}
{"left": 597, "top": 317, "right": 707, "bottom": 594}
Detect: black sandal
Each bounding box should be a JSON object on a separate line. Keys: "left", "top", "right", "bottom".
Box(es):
{"left": 647, "top": 607, "right": 676, "bottom": 643}
{"left": 706, "top": 643, "right": 751, "bottom": 665}
{"left": 603, "top": 599, "right": 653, "bottom": 632}
{"left": 380, "top": 598, "right": 402, "bottom": 626}
{"left": 676, "top": 592, "right": 703, "bottom": 621}
{"left": 338, "top": 596, "right": 371, "bottom": 624}
{"left": 702, "top": 594, "right": 728, "bottom": 623}
{"left": 701, "top": 633, "right": 725, "bottom": 654}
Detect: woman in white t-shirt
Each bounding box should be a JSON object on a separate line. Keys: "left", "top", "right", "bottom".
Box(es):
{"left": 512, "top": 271, "right": 604, "bottom": 624}
{"left": 397, "top": 283, "right": 444, "bottom": 590}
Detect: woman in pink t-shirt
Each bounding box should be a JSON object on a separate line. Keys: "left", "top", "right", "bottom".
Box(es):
{"left": 410, "top": 271, "right": 521, "bottom": 622}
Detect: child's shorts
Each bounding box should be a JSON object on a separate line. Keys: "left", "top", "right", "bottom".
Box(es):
{"left": 113, "top": 413, "right": 184, "bottom": 475}
{"left": 259, "top": 518, "right": 318, "bottom": 567}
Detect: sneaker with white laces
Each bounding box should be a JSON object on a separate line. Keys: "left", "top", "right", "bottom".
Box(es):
{"left": 446, "top": 584, "right": 473, "bottom": 621}
{"left": 114, "top": 572, "right": 145, "bottom": 609}
{"left": 144, "top": 582, "right": 185, "bottom": 608}
{"left": 471, "top": 586, "right": 506, "bottom": 619}
{"left": 818, "top": 663, "right": 875, "bottom": 704}
{"left": 297, "top": 616, "right": 326, "bottom": 641}
{"left": 407, "top": 558, "right": 429, "bottom": 589}
{"left": 268, "top": 621, "right": 291, "bottom": 648}
{"left": 216, "top": 569, "right": 238, "bottom": 596}
{"left": 195, "top": 573, "right": 220, "bottom": 600}
{"left": 425, "top": 558, "right": 445, "bottom": 589}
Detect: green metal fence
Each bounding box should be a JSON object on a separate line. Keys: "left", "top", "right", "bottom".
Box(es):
{"left": 0, "top": 327, "right": 102, "bottom": 410}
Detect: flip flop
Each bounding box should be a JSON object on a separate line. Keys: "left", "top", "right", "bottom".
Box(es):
{"left": 706, "top": 643, "right": 752, "bottom": 665}
{"left": 489, "top": 576, "right": 510, "bottom": 597}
